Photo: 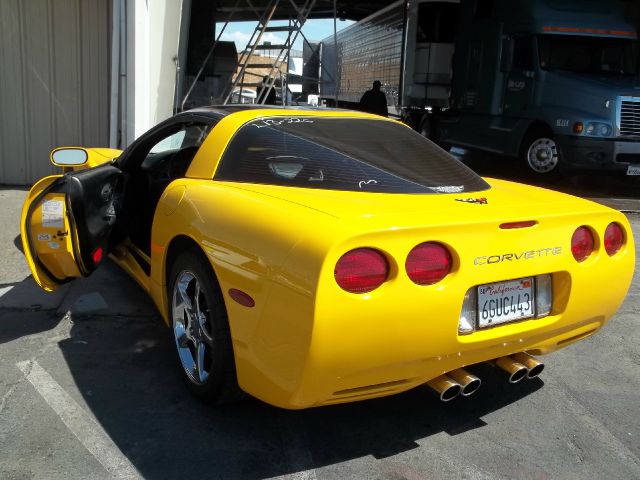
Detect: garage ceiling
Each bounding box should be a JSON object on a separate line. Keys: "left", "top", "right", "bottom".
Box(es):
{"left": 214, "top": 0, "right": 398, "bottom": 22}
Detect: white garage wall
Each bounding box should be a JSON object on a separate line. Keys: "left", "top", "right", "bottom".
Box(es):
{"left": 134, "top": 0, "right": 182, "bottom": 137}
{"left": 0, "top": 0, "right": 110, "bottom": 185}
{"left": 112, "top": 0, "right": 183, "bottom": 147}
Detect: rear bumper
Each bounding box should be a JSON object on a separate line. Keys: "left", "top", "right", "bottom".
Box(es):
{"left": 237, "top": 212, "right": 635, "bottom": 409}
{"left": 299, "top": 287, "right": 621, "bottom": 409}
{"left": 307, "top": 315, "right": 607, "bottom": 408}
{"left": 556, "top": 135, "right": 640, "bottom": 172}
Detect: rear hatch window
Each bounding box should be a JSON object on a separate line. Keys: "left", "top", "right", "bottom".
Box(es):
{"left": 214, "top": 117, "right": 489, "bottom": 194}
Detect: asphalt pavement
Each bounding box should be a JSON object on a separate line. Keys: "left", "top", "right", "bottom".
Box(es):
{"left": 1, "top": 172, "right": 639, "bottom": 480}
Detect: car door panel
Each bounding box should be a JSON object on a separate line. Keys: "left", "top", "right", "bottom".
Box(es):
{"left": 21, "top": 175, "right": 82, "bottom": 291}
{"left": 21, "top": 165, "right": 124, "bottom": 291}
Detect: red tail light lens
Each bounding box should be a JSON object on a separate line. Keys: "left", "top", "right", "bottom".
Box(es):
{"left": 334, "top": 248, "right": 388, "bottom": 293}
{"left": 406, "top": 242, "right": 452, "bottom": 285}
{"left": 571, "top": 226, "right": 594, "bottom": 262}
{"left": 604, "top": 222, "right": 624, "bottom": 256}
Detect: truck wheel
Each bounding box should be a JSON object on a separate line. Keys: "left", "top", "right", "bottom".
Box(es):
{"left": 521, "top": 133, "right": 560, "bottom": 175}
{"left": 168, "top": 250, "right": 243, "bottom": 404}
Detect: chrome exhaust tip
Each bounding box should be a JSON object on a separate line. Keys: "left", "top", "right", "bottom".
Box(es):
{"left": 426, "top": 374, "right": 462, "bottom": 402}
{"left": 492, "top": 356, "right": 529, "bottom": 383}
{"left": 512, "top": 352, "right": 545, "bottom": 379}
{"left": 448, "top": 368, "right": 481, "bottom": 396}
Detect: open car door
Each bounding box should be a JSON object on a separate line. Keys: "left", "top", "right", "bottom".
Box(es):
{"left": 21, "top": 164, "right": 124, "bottom": 291}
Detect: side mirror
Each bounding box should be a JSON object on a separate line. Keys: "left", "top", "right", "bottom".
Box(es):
{"left": 500, "top": 38, "right": 514, "bottom": 73}
{"left": 50, "top": 147, "right": 88, "bottom": 167}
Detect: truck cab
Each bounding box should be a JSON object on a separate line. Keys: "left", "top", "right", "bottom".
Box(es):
{"left": 438, "top": 0, "right": 640, "bottom": 175}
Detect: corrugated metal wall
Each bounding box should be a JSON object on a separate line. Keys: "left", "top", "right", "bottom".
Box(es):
{"left": 0, "top": 0, "right": 110, "bottom": 185}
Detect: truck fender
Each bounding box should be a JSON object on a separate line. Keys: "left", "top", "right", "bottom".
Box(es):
{"left": 519, "top": 121, "right": 554, "bottom": 153}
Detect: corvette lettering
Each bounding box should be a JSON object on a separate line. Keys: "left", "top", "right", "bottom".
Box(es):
{"left": 474, "top": 247, "right": 562, "bottom": 265}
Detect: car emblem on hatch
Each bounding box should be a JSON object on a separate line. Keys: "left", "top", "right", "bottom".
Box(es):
{"left": 455, "top": 197, "right": 488, "bottom": 205}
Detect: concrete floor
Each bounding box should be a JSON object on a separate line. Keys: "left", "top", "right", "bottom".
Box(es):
{"left": 1, "top": 168, "right": 639, "bottom": 479}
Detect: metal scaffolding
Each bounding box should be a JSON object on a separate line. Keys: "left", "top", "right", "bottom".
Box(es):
{"left": 180, "top": 0, "right": 322, "bottom": 109}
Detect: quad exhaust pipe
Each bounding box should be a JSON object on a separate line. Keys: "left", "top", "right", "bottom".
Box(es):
{"left": 426, "top": 353, "right": 543, "bottom": 401}
{"left": 512, "top": 352, "right": 545, "bottom": 379}
{"left": 491, "top": 352, "right": 545, "bottom": 382}
{"left": 427, "top": 369, "right": 481, "bottom": 401}
{"left": 448, "top": 369, "right": 482, "bottom": 396}
{"left": 427, "top": 375, "right": 461, "bottom": 402}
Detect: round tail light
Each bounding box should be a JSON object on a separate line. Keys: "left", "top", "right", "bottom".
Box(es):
{"left": 604, "top": 222, "right": 624, "bottom": 256}
{"left": 571, "top": 226, "right": 595, "bottom": 262}
{"left": 334, "top": 248, "right": 389, "bottom": 293}
{"left": 406, "top": 242, "right": 452, "bottom": 285}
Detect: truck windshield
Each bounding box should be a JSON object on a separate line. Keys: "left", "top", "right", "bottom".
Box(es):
{"left": 538, "top": 35, "right": 639, "bottom": 76}
{"left": 215, "top": 117, "right": 489, "bottom": 194}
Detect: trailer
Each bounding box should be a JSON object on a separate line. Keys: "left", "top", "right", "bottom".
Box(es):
{"left": 317, "top": 0, "right": 640, "bottom": 176}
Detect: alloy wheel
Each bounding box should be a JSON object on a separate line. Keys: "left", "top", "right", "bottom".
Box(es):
{"left": 172, "top": 270, "right": 214, "bottom": 385}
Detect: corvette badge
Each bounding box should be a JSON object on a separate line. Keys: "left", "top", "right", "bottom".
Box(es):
{"left": 455, "top": 197, "right": 488, "bottom": 205}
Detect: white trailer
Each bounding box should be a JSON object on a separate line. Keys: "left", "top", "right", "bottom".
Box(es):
{"left": 319, "top": 0, "right": 458, "bottom": 121}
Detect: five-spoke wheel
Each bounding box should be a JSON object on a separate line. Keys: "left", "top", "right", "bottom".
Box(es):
{"left": 172, "top": 270, "right": 214, "bottom": 385}
{"left": 168, "top": 250, "right": 242, "bottom": 403}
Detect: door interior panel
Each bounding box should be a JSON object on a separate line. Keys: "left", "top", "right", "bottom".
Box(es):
{"left": 64, "top": 165, "right": 124, "bottom": 274}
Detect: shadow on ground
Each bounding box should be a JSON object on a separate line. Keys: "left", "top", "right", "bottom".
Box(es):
{"left": 1, "top": 267, "right": 543, "bottom": 479}
{"left": 12, "top": 171, "right": 628, "bottom": 478}
{"left": 13, "top": 234, "right": 23, "bottom": 254}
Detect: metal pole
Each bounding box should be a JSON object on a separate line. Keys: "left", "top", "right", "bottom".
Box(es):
{"left": 109, "top": 0, "right": 120, "bottom": 148}
{"left": 119, "top": 0, "right": 128, "bottom": 147}
{"left": 398, "top": 0, "right": 410, "bottom": 114}
{"left": 333, "top": 0, "right": 338, "bottom": 106}
{"left": 173, "top": 0, "right": 192, "bottom": 115}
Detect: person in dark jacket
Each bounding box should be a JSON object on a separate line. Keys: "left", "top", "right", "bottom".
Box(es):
{"left": 359, "top": 80, "right": 388, "bottom": 117}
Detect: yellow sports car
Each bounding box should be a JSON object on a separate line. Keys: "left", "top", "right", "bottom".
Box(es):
{"left": 21, "top": 107, "right": 635, "bottom": 409}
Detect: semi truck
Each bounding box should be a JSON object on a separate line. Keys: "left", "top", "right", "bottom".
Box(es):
{"left": 316, "top": 0, "right": 640, "bottom": 176}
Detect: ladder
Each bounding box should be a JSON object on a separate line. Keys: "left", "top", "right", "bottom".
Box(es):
{"left": 222, "top": 0, "right": 317, "bottom": 105}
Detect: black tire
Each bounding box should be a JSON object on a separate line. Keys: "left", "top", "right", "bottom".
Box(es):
{"left": 520, "top": 130, "right": 562, "bottom": 176}
{"left": 419, "top": 116, "right": 433, "bottom": 139}
{"left": 168, "top": 249, "right": 243, "bottom": 403}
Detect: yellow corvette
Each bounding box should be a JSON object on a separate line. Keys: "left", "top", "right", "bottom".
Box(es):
{"left": 21, "top": 107, "right": 635, "bottom": 408}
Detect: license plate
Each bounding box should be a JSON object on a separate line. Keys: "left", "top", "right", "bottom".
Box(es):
{"left": 477, "top": 278, "right": 534, "bottom": 328}
{"left": 627, "top": 165, "right": 640, "bottom": 175}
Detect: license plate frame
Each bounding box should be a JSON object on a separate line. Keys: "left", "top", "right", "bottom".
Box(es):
{"left": 477, "top": 277, "right": 535, "bottom": 328}
{"left": 626, "top": 164, "right": 640, "bottom": 176}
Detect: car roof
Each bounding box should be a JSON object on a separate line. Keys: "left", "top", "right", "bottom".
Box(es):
{"left": 177, "top": 105, "right": 361, "bottom": 121}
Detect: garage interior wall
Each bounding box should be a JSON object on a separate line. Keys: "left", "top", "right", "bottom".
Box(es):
{"left": 0, "top": 0, "right": 111, "bottom": 185}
